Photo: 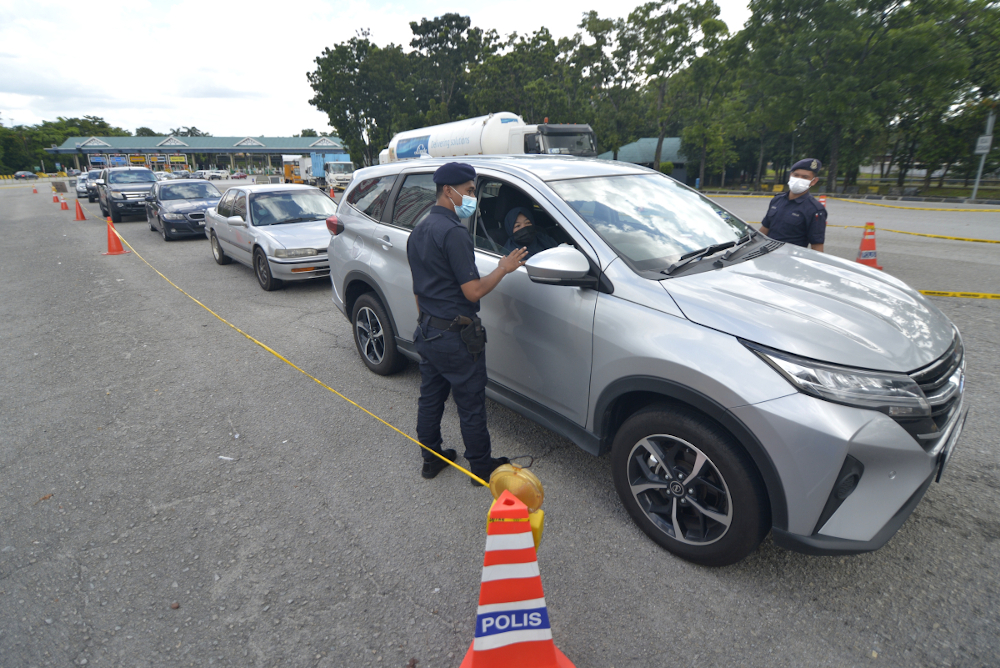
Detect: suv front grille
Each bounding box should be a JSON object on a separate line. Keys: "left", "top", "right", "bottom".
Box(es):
{"left": 123, "top": 192, "right": 147, "bottom": 200}
{"left": 893, "top": 335, "right": 964, "bottom": 453}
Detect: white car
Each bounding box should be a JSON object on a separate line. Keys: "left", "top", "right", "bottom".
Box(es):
{"left": 208, "top": 170, "right": 230, "bottom": 180}
{"left": 154, "top": 171, "right": 174, "bottom": 181}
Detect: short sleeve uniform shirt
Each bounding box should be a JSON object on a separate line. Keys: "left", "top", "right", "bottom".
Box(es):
{"left": 407, "top": 205, "right": 481, "bottom": 320}
{"left": 761, "top": 192, "right": 827, "bottom": 247}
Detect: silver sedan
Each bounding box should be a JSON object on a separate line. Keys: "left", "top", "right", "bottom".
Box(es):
{"left": 204, "top": 184, "right": 335, "bottom": 291}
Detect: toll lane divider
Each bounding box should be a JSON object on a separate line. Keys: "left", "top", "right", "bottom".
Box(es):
{"left": 103, "top": 221, "right": 488, "bottom": 486}
{"left": 712, "top": 193, "right": 1000, "bottom": 213}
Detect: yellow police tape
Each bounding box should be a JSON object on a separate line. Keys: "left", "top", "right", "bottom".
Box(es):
{"left": 827, "top": 224, "right": 1000, "bottom": 244}
{"left": 919, "top": 290, "right": 1000, "bottom": 300}
{"left": 103, "top": 219, "right": 489, "bottom": 487}
{"left": 711, "top": 193, "right": 1000, "bottom": 212}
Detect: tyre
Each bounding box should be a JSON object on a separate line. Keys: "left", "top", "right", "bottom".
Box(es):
{"left": 611, "top": 403, "right": 770, "bottom": 567}
{"left": 351, "top": 293, "right": 405, "bottom": 375}
{"left": 88, "top": 194, "right": 95, "bottom": 203}
{"left": 147, "top": 211, "right": 156, "bottom": 231}
{"left": 160, "top": 217, "right": 171, "bottom": 241}
{"left": 110, "top": 206, "right": 121, "bottom": 224}
{"left": 253, "top": 247, "right": 282, "bottom": 291}
{"left": 210, "top": 232, "right": 231, "bottom": 265}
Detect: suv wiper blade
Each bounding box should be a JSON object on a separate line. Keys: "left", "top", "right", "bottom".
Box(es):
{"left": 719, "top": 231, "right": 757, "bottom": 261}
{"left": 663, "top": 240, "right": 736, "bottom": 275}
{"left": 273, "top": 216, "right": 327, "bottom": 225}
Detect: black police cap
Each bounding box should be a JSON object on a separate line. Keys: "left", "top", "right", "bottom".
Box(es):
{"left": 791, "top": 158, "right": 822, "bottom": 174}
{"left": 433, "top": 162, "right": 476, "bottom": 185}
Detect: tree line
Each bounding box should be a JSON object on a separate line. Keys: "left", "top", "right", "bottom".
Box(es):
{"left": 307, "top": 0, "right": 999, "bottom": 189}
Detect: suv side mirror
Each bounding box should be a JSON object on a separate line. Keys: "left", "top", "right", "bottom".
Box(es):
{"left": 525, "top": 246, "right": 597, "bottom": 288}
{"left": 144, "top": 194, "right": 154, "bottom": 202}
{"left": 95, "top": 179, "right": 104, "bottom": 185}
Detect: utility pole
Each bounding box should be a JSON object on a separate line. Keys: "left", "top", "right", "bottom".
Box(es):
{"left": 970, "top": 108, "right": 996, "bottom": 201}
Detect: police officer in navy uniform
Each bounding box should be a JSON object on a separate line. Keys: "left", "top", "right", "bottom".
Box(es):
{"left": 759, "top": 158, "right": 827, "bottom": 252}
{"left": 407, "top": 162, "right": 529, "bottom": 484}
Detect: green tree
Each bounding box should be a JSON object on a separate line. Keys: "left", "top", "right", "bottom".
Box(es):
{"left": 409, "top": 13, "right": 486, "bottom": 124}
{"left": 299, "top": 129, "right": 318, "bottom": 137}
{"left": 135, "top": 127, "right": 160, "bottom": 136}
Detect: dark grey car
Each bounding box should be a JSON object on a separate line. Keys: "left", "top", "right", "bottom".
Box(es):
{"left": 145, "top": 179, "right": 222, "bottom": 241}
{"left": 96, "top": 167, "right": 158, "bottom": 223}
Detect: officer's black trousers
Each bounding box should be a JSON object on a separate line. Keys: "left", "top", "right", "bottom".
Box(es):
{"left": 413, "top": 324, "right": 492, "bottom": 473}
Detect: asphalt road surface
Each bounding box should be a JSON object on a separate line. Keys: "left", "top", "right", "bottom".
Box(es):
{"left": 1, "top": 181, "right": 998, "bottom": 668}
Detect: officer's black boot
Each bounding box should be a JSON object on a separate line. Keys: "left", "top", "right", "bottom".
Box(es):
{"left": 470, "top": 456, "right": 510, "bottom": 487}
{"left": 421, "top": 448, "right": 457, "bottom": 479}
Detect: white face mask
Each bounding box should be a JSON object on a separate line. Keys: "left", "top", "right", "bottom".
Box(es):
{"left": 788, "top": 176, "right": 813, "bottom": 195}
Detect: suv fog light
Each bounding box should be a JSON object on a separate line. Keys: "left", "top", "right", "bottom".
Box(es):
{"left": 814, "top": 455, "right": 865, "bottom": 533}
{"left": 834, "top": 473, "right": 860, "bottom": 500}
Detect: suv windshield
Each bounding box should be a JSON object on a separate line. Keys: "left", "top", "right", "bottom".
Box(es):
{"left": 549, "top": 174, "right": 748, "bottom": 272}
{"left": 249, "top": 190, "right": 337, "bottom": 226}
{"left": 161, "top": 182, "right": 222, "bottom": 200}
{"left": 88, "top": 171, "right": 101, "bottom": 179}
{"left": 326, "top": 163, "right": 353, "bottom": 174}
{"left": 109, "top": 170, "right": 156, "bottom": 184}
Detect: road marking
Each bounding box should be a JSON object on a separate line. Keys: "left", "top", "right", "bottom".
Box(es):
{"left": 919, "top": 291, "right": 1000, "bottom": 300}
{"left": 87, "top": 205, "right": 488, "bottom": 486}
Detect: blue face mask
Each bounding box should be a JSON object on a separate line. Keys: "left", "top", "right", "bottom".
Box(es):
{"left": 450, "top": 188, "right": 477, "bottom": 218}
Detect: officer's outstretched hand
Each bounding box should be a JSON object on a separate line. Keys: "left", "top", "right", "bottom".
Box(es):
{"left": 499, "top": 247, "right": 529, "bottom": 274}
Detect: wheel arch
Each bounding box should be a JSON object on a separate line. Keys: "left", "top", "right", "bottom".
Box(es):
{"left": 594, "top": 376, "right": 788, "bottom": 531}
{"left": 342, "top": 271, "right": 401, "bottom": 341}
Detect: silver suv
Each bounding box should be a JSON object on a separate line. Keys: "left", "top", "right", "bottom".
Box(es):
{"left": 327, "top": 156, "right": 968, "bottom": 566}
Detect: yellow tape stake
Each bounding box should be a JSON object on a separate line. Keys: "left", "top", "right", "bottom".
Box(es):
{"left": 105, "top": 222, "right": 488, "bottom": 486}
{"left": 919, "top": 290, "right": 1000, "bottom": 300}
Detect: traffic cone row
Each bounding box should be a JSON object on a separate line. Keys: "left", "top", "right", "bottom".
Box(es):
{"left": 460, "top": 490, "right": 573, "bottom": 668}
{"left": 855, "top": 222, "right": 882, "bottom": 270}
{"left": 74, "top": 200, "right": 87, "bottom": 221}
{"left": 103, "top": 217, "right": 129, "bottom": 256}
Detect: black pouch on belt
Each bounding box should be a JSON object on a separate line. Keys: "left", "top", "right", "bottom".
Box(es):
{"left": 460, "top": 316, "right": 487, "bottom": 358}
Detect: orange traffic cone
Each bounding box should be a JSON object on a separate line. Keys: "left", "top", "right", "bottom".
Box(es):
{"left": 60, "top": 196, "right": 69, "bottom": 211}
{"left": 74, "top": 200, "right": 87, "bottom": 221}
{"left": 103, "top": 217, "right": 130, "bottom": 256}
{"left": 855, "top": 222, "right": 882, "bottom": 270}
{"left": 818, "top": 195, "right": 827, "bottom": 207}
{"left": 52, "top": 193, "right": 59, "bottom": 203}
{"left": 460, "top": 490, "right": 574, "bottom": 668}
{"left": 32, "top": 185, "right": 38, "bottom": 194}
{"left": 329, "top": 186, "right": 335, "bottom": 198}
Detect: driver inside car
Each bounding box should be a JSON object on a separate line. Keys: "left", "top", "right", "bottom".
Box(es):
{"left": 502, "top": 206, "right": 557, "bottom": 257}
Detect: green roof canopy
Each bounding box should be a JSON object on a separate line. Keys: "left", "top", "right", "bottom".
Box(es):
{"left": 598, "top": 137, "right": 686, "bottom": 165}
{"left": 46, "top": 135, "right": 346, "bottom": 154}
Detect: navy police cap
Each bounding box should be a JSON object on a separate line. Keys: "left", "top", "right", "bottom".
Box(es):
{"left": 791, "top": 158, "right": 822, "bottom": 174}
{"left": 433, "top": 162, "right": 476, "bottom": 185}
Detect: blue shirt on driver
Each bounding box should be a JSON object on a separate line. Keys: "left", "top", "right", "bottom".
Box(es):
{"left": 407, "top": 205, "right": 481, "bottom": 320}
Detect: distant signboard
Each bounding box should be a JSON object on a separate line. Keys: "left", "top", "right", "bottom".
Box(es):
{"left": 129, "top": 155, "right": 147, "bottom": 165}
{"left": 109, "top": 154, "right": 128, "bottom": 166}
{"left": 150, "top": 154, "right": 166, "bottom": 164}
{"left": 89, "top": 155, "right": 106, "bottom": 165}
{"left": 974, "top": 135, "right": 993, "bottom": 155}
{"left": 169, "top": 154, "right": 187, "bottom": 164}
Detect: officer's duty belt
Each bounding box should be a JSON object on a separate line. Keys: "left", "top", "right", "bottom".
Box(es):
{"left": 421, "top": 313, "right": 473, "bottom": 332}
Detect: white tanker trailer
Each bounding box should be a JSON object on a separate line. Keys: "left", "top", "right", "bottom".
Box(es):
{"left": 385, "top": 112, "right": 597, "bottom": 162}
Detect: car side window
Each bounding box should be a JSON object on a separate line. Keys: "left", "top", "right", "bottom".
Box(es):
{"left": 345, "top": 176, "right": 396, "bottom": 221}
{"left": 472, "top": 178, "right": 571, "bottom": 254}
{"left": 232, "top": 193, "right": 247, "bottom": 221}
{"left": 390, "top": 173, "right": 437, "bottom": 230}
{"left": 217, "top": 189, "right": 236, "bottom": 217}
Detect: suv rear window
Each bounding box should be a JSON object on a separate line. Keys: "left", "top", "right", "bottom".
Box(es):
{"left": 391, "top": 174, "right": 437, "bottom": 229}
{"left": 345, "top": 176, "right": 395, "bottom": 221}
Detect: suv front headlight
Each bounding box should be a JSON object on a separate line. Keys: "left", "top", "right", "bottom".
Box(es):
{"left": 744, "top": 342, "right": 930, "bottom": 417}
{"left": 110, "top": 190, "right": 125, "bottom": 199}
{"left": 274, "top": 248, "right": 318, "bottom": 258}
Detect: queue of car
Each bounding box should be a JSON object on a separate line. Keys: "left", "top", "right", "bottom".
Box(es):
{"left": 72, "top": 154, "right": 969, "bottom": 568}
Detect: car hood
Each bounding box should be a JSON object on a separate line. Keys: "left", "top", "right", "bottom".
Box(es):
{"left": 259, "top": 220, "right": 331, "bottom": 250}
{"left": 661, "top": 244, "right": 954, "bottom": 372}
{"left": 161, "top": 198, "right": 220, "bottom": 213}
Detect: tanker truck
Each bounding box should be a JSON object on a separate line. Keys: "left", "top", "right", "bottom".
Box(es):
{"left": 385, "top": 112, "right": 597, "bottom": 162}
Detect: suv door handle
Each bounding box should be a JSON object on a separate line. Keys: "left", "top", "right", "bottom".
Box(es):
{"left": 379, "top": 235, "right": 392, "bottom": 248}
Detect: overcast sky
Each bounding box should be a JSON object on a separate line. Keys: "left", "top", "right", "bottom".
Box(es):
{"left": 0, "top": 0, "right": 750, "bottom": 138}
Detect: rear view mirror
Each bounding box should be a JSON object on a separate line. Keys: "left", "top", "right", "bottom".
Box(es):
{"left": 227, "top": 215, "right": 247, "bottom": 227}
{"left": 95, "top": 179, "right": 104, "bottom": 185}
{"left": 144, "top": 195, "right": 154, "bottom": 202}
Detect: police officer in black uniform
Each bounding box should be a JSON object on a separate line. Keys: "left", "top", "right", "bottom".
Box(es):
{"left": 406, "top": 162, "right": 529, "bottom": 484}
{"left": 760, "top": 158, "right": 827, "bottom": 252}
